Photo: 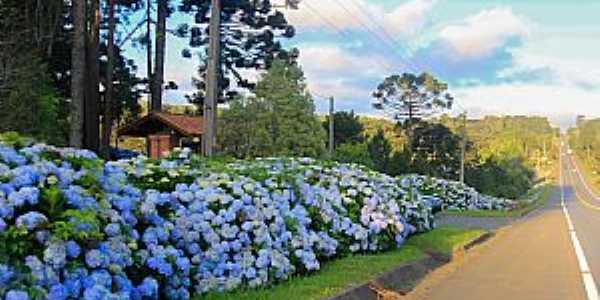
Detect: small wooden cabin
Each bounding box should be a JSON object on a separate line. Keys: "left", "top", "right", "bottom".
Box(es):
{"left": 118, "top": 112, "right": 203, "bottom": 159}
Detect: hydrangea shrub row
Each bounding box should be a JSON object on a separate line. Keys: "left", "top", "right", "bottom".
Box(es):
{"left": 0, "top": 143, "right": 515, "bottom": 300}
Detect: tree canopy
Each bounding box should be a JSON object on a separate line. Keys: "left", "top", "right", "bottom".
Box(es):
{"left": 218, "top": 59, "right": 325, "bottom": 158}
{"left": 180, "top": 0, "right": 297, "bottom": 111}
{"left": 322, "top": 111, "right": 364, "bottom": 147}
{"left": 372, "top": 72, "right": 453, "bottom": 125}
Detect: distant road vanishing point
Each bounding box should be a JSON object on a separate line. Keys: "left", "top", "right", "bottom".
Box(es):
{"left": 411, "top": 141, "right": 600, "bottom": 300}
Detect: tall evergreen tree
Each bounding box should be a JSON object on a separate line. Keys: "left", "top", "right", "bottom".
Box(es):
{"left": 180, "top": 0, "right": 297, "bottom": 110}
{"left": 219, "top": 59, "right": 325, "bottom": 158}
{"left": 372, "top": 72, "right": 453, "bottom": 125}
{"left": 322, "top": 110, "right": 364, "bottom": 147}
{"left": 367, "top": 129, "right": 392, "bottom": 173}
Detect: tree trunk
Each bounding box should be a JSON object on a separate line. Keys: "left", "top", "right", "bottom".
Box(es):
{"left": 70, "top": 0, "right": 86, "bottom": 148}
{"left": 152, "top": 0, "right": 167, "bottom": 111}
{"left": 146, "top": 0, "right": 153, "bottom": 110}
{"left": 101, "top": 0, "right": 116, "bottom": 159}
{"left": 84, "top": 0, "right": 100, "bottom": 152}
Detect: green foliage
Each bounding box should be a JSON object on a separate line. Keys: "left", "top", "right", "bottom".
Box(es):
{"left": 0, "top": 132, "right": 33, "bottom": 149}
{"left": 39, "top": 186, "right": 66, "bottom": 220}
{"left": 367, "top": 129, "right": 392, "bottom": 173}
{"left": 0, "top": 55, "right": 67, "bottom": 145}
{"left": 0, "top": 226, "right": 37, "bottom": 265}
{"left": 410, "top": 122, "right": 462, "bottom": 179}
{"left": 219, "top": 60, "right": 326, "bottom": 158}
{"left": 334, "top": 142, "right": 374, "bottom": 169}
{"left": 465, "top": 156, "right": 535, "bottom": 199}
{"left": 322, "top": 111, "right": 364, "bottom": 147}
{"left": 52, "top": 210, "right": 104, "bottom": 242}
{"left": 569, "top": 117, "right": 600, "bottom": 166}
{"left": 181, "top": 0, "right": 297, "bottom": 108}
{"left": 386, "top": 150, "right": 411, "bottom": 177}
{"left": 438, "top": 115, "right": 557, "bottom": 171}
{"left": 372, "top": 72, "right": 453, "bottom": 125}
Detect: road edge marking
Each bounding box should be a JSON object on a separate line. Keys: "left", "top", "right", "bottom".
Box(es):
{"left": 561, "top": 148, "right": 600, "bottom": 300}
{"left": 570, "top": 155, "right": 600, "bottom": 201}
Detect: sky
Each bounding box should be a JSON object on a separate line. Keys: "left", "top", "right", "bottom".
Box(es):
{"left": 124, "top": 0, "right": 600, "bottom": 128}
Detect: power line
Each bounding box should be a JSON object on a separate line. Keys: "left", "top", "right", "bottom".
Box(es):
{"left": 345, "top": 0, "right": 429, "bottom": 73}
{"left": 302, "top": 1, "right": 396, "bottom": 74}
{"left": 331, "top": 0, "right": 418, "bottom": 73}
{"left": 345, "top": 0, "right": 450, "bottom": 82}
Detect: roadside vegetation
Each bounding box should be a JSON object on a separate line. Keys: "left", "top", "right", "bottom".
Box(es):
{"left": 199, "top": 227, "right": 484, "bottom": 300}
{"left": 439, "top": 183, "right": 553, "bottom": 218}
{"left": 568, "top": 118, "right": 600, "bottom": 193}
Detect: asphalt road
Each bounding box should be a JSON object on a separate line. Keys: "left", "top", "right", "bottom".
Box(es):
{"left": 408, "top": 143, "right": 600, "bottom": 300}
{"left": 562, "top": 145, "right": 600, "bottom": 299}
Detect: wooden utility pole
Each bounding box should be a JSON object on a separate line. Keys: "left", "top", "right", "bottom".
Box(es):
{"left": 146, "top": 0, "right": 153, "bottom": 109}
{"left": 459, "top": 111, "right": 467, "bottom": 183}
{"left": 329, "top": 97, "right": 335, "bottom": 157}
{"left": 202, "top": 0, "right": 221, "bottom": 157}
{"left": 152, "top": 0, "right": 167, "bottom": 111}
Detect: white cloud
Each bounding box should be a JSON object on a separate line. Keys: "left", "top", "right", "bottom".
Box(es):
{"left": 285, "top": 0, "right": 435, "bottom": 36}
{"left": 384, "top": 0, "right": 436, "bottom": 35}
{"left": 454, "top": 83, "right": 600, "bottom": 124}
{"left": 510, "top": 52, "right": 600, "bottom": 90}
{"left": 298, "top": 45, "right": 387, "bottom": 75}
{"left": 438, "top": 7, "right": 530, "bottom": 59}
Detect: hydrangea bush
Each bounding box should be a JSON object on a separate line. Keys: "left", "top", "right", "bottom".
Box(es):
{"left": 0, "top": 141, "right": 514, "bottom": 300}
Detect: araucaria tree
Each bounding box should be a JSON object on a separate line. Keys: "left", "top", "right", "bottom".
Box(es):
{"left": 372, "top": 72, "right": 454, "bottom": 125}
{"left": 179, "top": 0, "right": 297, "bottom": 111}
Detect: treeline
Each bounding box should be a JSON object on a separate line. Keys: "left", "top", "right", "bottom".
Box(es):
{"left": 0, "top": 0, "right": 296, "bottom": 157}
{"left": 0, "top": 0, "right": 144, "bottom": 151}
{"left": 325, "top": 114, "right": 557, "bottom": 199}
{"left": 568, "top": 117, "right": 600, "bottom": 168}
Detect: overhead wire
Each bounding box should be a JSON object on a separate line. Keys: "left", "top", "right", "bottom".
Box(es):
{"left": 331, "top": 0, "right": 419, "bottom": 73}
{"left": 302, "top": 1, "right": 397, "bottom": 74}
{"left": 300, "top": 1, "right": 465, "bottom": 113}
{"left": 345, "top": 0, "right": 430, "bottom": 73}
{"left": 341, "top": 0, "right": 467, "bottom": 113}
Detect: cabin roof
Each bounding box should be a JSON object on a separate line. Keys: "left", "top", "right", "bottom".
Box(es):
{"left": 118, "top": 112, "right": 203, "bottom": 137}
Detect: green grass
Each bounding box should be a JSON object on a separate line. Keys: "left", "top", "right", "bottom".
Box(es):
{"left": 405, "top": 226, "right": 485, "bottom": 256}
{"left": 572, "top": 154, "right": 600, "bottom": 194}
{"left": 439, "top": 183, "right": 553, "bottom": 218}
{"left": 196, "top": 226, "right": 485, "bottom": 300}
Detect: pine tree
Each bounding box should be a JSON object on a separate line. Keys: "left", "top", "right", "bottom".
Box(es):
{"left": 219, "top": 60, "right": 326, "bottom": 158}
{"left": 180, "top": 0, "right": 297, "bottom": 110}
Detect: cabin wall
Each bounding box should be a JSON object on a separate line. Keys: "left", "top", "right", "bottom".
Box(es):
{"left": 147, "top": 134, "right": 171, "bottom": 159}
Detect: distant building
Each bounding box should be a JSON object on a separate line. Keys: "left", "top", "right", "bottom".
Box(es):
{"left": 118, "top": 112, "right": 203, "bottom": 159}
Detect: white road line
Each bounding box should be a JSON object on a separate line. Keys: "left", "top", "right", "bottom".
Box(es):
{"left": 560, "top": 149, "right": 600, "bottom": 300}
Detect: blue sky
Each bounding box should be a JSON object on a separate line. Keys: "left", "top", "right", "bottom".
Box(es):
{"left": 124, "top": 0, "right": 600, "bottom": 127}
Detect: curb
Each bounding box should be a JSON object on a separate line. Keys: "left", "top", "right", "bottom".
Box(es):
{"left": 327, "top": 231, "right": 493, "bottom": 300}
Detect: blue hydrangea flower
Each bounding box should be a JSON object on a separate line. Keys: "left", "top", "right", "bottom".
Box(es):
{"left": 5, "top": 290, "right": 30, "bottom": 300}
{"left": 66, "top": 241, "right": 81, "bottom": 258}
{"left": 15, "top": 211, "right": 47, "bottom": 230}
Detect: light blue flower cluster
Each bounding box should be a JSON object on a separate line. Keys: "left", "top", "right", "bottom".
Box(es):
{"left": 0, "top": 142, "right": 514, "bottom": 300}
{"left": 405, "top": 175, "right": 516, "bottom": 211}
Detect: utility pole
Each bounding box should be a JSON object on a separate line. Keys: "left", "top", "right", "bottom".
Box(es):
{"left": 203, "top": 0, "right": 221, "bottom": 157}
{"left": 459, "top": 111, "right": 467, "bottom": 183}
{"left": 329, "top": 97, "right": 335, "bottom": 157}
{"left": 146, "top": 0, "right": 152, "bottom": 111}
